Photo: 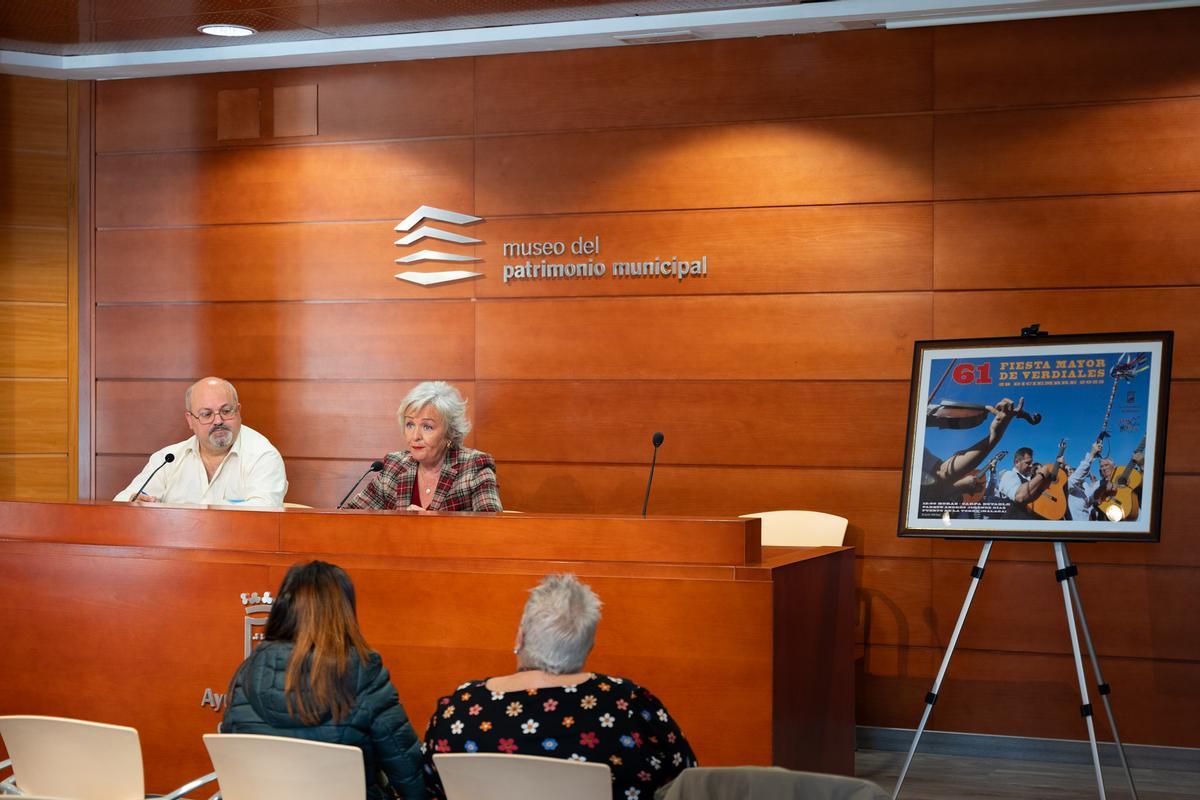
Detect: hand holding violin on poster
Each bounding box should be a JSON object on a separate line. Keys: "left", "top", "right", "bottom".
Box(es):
{"left": 929, "top": 396, "right": 1036, "bottom": 487}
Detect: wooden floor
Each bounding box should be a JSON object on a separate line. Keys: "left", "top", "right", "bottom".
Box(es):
{"left": 856, "top": 749, "right": 1200, "bottom": 799}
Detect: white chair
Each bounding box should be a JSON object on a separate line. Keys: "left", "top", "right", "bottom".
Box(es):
{"left": 433, "top": 753, "right": 611, "bottom": 800}
{"left": 282, "top": 502, "right": 312, "bottom": 509}
{"left": 739, "top": 510, "right": 849, "bottom": 547}
{"left": 202, "top": 734, "right": 364, "bottom": 800}
{"left": 0, "top": 715, "right": 211, "bottom": 800}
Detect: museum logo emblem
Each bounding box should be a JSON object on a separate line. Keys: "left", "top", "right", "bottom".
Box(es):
{"left": 393, "top": 205, "right": 483, "bottom": 286}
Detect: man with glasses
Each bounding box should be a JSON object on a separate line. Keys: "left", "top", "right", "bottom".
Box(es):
{"left": 114, "top": 376, "right": 288, "bottom": 507}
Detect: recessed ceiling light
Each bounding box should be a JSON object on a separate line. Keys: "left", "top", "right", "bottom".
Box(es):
{"left": 198, "top": 23, "right": 257, "bottom": 37}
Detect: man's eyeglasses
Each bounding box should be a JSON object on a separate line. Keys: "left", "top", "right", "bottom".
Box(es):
{"left": 188, "top": 405, "right": 240, "bottom": 424}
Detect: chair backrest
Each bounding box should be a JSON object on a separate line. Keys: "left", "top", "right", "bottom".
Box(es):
{"left": 0, "top": 715, "right": 145, "bottom": 800}
{"left": 282, "top": 502, "right": 312, "bottom": 508}
{"left": 433, "top": 753, "right": 612, "bottom": 800}
{"left": 203, "top": 734, "right": 365, "bottom": 800}
{"left": 739, "top": 510, "right": 849, "bottom": 547}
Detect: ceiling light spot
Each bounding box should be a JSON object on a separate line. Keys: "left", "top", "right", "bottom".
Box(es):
{"left": 198, "top": 24, "right": 257, "bottom": 37}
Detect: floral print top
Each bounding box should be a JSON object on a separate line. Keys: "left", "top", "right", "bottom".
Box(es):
{"left": 421, "top": 673, "right": 697, "bottom": 800}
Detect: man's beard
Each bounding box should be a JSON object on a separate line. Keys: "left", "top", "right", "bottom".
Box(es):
{"left": 208, "top": 425, "right": 234, "bottom": 450}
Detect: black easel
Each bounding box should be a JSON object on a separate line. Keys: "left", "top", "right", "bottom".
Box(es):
{"left": 892, "top": 326, "right": 1138, "bottom": 800}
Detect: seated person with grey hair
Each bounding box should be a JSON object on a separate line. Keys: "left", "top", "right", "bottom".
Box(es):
{"left": 422, "top": 574, "right": 696, "bottom": 800}
{"left": 342, "top": 380, "right": 501, "bottom": 512}
{"left": 114, "top": 376, "right": 288, "bottom": 507}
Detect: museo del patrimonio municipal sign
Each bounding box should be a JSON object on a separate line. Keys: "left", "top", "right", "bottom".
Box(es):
{"left": 391, "top": 205, "right": 710, "bottom": 287}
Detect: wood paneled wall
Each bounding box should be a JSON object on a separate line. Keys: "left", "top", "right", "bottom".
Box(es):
{"left": 0, "top": 75, "right": 74, "bottom": 500}
{"left": 86, "top": 9, "right": 1200, "bottom": 747}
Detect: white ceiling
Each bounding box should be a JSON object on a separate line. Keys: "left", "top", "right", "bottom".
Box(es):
{"left": 1, "top": 0, "right": 1197, "bottom": 80}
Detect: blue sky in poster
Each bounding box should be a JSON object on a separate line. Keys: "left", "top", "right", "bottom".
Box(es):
{"left": 924, "top": 351, "right": 1152, "bottom": 471}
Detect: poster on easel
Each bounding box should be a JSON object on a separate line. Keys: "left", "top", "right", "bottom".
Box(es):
{"left": 899, "top": 330, "right": 1173, "bottom": 541}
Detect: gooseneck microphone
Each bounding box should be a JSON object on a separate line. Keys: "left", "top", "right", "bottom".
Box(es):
{"left": 641, "top": 432, "right": 665, "bottom": 517}
{"left": 130, "top": 453, "right": 175, "bottom": 501}
{"left": 337, "top": 460, "right": 385, "bottom": 509}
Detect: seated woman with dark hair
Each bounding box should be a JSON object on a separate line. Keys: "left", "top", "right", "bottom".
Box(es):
{"left": 422, "top": 574, "right": 696, "bottom": 800}
{"left": 222, "top": 560, "right": 425, "bottom": 800}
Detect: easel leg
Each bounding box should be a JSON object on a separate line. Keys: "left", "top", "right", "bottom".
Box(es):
{"left": 1060, "top": 544, "right": 1138, "bottom": 799}
{"left": 892, "top": 540, "right": 993, "bottom": 800}
{"left": 1054, "top": 542, "right": 1107, "bottom": 799}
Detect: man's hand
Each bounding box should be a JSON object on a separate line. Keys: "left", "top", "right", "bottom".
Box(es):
{"left": 985, "top": 396, "right": 1024, "bottom": 443}
{"left": 134, "top": 493, "right": 158, "bottom": 503}
{"left": 1090, "top": 440, "right": 1104, "bottom": 458}
{"left": 1133, "top": 450, "right": 1145, "bottom": 468}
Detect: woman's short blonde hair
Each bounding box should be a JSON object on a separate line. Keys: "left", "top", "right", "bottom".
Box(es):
{"left": 396, "top": 381, "right": 471, "bottom": 448}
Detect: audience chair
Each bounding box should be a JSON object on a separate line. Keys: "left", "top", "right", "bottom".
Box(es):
{"left": 433, "top": 753, "right": 611, "bottom": 800}
{"left": 739, "top": 510, "right": 849, "bottom": 547}
{"left": 657, "top": 766, "right": 889, "bottom": 799}
{"left": 202, "top": 734, "right": 364, "bottom": 800}
{"left": 0, "top": 715, "right": 211, "bottom": 800}
{"left": 282, "top": 502, "right": 312, "bottom": 509}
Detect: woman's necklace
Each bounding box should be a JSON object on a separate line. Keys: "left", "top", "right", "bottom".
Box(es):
{"left": 420, "top": 466, "right": 440, "bottom": 494}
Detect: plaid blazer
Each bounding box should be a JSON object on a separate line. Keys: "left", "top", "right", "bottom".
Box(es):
{"left": 343, "top": 446, "right": 501, "bottom": 512}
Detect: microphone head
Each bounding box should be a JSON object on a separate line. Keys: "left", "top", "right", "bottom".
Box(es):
{"left": 370, "top": 460, "right": 385, "bottom": 471}
{"left": 164, "top": 453, "right": 175, "bottom": 463}
{"left": 652, "top": 432, "right": 664, "bottom": 448}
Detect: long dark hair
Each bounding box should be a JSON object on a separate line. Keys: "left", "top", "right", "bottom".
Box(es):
{"left": 261, "top": 560, "right": 370, "bottom": 725}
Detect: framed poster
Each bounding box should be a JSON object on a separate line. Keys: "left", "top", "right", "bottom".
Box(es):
{"left": 899, "top": 331, "right": 1172, "bottom": 541}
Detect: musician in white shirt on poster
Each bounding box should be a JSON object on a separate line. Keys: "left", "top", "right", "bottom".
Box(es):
{"left": 114, "top": 376, "right": 288, "bottom": 508}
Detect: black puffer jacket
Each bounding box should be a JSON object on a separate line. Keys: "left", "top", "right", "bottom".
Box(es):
{"left": 222, "top": 641, "right": 424, "bottom": 800}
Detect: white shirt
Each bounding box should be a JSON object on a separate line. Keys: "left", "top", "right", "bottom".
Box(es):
{"left": 114, "top": 425, "right": 288, "bottom": 508}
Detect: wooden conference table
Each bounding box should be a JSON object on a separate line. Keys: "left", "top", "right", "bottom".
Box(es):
{"left": 0, "top": 500, "right": 854, "bottom": 791}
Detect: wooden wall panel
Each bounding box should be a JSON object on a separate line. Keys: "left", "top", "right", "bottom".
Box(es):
{"left": 474, "top": 380, "right": 908, "bottom": 467}
{"left": 497, "top": 464, "right": 930, "bottom": 558}
{"left": 0, "top": 75, "right": 67, "bottom": 153}
{"left": 0, "top": 455, "right": 70, "bottom": 500}
{"left": 96, "top": 222, "right": 473, "bottom": 302}
{"left": 929, "top": 560, "right": 1200, "bottom": 661}
{"left": 476, "top": 116, "right": 933, "bottom": 216}
{"left": 0, "top": 304, "right": 69, "bottom": 377}
{"left": 274, "top": 457, "right": 373, "bottom": 508}
{"left": 95, "top": 139, "right": 474, "bottom": 228}
{"left": 1166, "top": 381, "right": 1200, "bottom": 473}
{"left": 932, "top": 288, "right": 1200, "bottom": 378}
{"left": 0, "top": 226, "right": 69, "bottom": 302}
{"left": 476, "top": 294, "right": 931, "bottom": 380}
{"left": 0, "top": 75, "right": 73, "bottom": 503}
{"left": 0, "top": 151, "right": 69, "bottom": 227}
{"left": 934, "top": 8, "right": 1200, "bottom": 110}
{"left": 857, "top": 557, "right": 934, "bottom": 648}
{"left": 96, "top": 60, "right": 475, "bottom": 153}
{"left": 933, "top": 193, "right": 1200, "bottom": 291}
{"left": 475, "top": 28, "right": 932, "bottom": 134}
{"left": 932, "top": 474, "right": 1200, "bottom": 568}
{"left": 475, "top": 204, "right": 932, "bottom": 298}
{"left": 95, "top": 454, "right": 152, "bottom": 502}
{"left": 0, "top": 379, "right": 68, "bottom": 452}
{"left": 95, "top": 379, "right": 476, "bottom": 461}
{"left": 94, "top": 301, "right": 475, "bottom": 380}
{"left": 935, "top": 98, "right": 1200, "bottom": 201}
{"left": 858, "top": 645, "right": 1200, "bottom": 746}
